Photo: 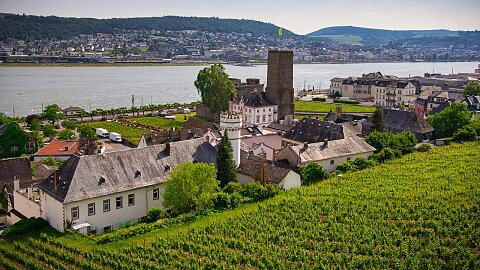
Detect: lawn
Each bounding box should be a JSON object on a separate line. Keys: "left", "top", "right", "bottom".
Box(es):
{"left": 1, "top": 142, "right": 479, "bottom": 269}
{"left": 126, "top": 112, "right": 195, "bottom": 130}
{"left": 295, "top": 100, "right": 376, "bottom": 113}
{"left": 80, "top": 121, "right": 150, "bottom": 145}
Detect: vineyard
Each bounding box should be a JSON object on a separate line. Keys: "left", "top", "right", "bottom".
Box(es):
{"left": 1, "top": 142, "right": 479, "bottom": 269}
{"left": 295, "top": 100, "right": 376, "bottom": 113}
{"left": 126, "top": 112, "right": 195, "bottom": 130}
{"left": 80, "top": 121, "right": 150, "bottom": 145}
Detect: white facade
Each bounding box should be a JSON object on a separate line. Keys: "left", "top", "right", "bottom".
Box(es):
{"left": 231, "top": 102, "right": 277, "bottom": 128}
{"left": 375, "top": 82, "right": 416, "bottom": 108}
{"left": 236, "top": 170, "right": 301, "bottom": 191}
{"left": 315, "top": 152, "right": 372, "bottom": 172}
{"left": 220, "top": 112, "right": 242, "bottom": 167}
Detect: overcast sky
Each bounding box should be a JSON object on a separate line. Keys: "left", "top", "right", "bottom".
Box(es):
{"left": 1, "top": 0, "right": 479, "bottom": 34}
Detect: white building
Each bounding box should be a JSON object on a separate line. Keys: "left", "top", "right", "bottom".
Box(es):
{"left": 9, "top": 138, "right": 217, "bottom": 234}
{"left": 330, "top": 77, "right": 344, "bottom": 94}
{"left": 230, "top": 91, "right": 278, "bottom": 128}
{"left": 374, "top": 81, "right": 416, "bottom": 108}
{"left": 219, "top": 112, "right": 242, "bottom": 167}
{"left": 276, "top": 136, "right": 376, "bottom": 172}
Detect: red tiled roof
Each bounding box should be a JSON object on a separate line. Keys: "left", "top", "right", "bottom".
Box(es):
{"left": 34, "top": 139, "right": 79, "bottom": 156}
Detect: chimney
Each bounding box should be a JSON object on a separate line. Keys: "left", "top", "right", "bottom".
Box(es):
{"left": 165, "top": 142, "right": 171, "bottom": 156}
{"left": 13, "top": 176, "right": 19, "bottom": 191}
{"left": 303, "top": 142, "right": 308, "bottom": 150}
{"left": 64, "top": 146, "right": 69, "bottom": 151}
{"left": 323, "top": 139, "right": 328, "bottom": 147}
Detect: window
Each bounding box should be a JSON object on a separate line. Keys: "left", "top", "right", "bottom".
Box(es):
{"left": 10, "top": 145, "right": 19, "bottom": 152}
{"left": 262, "top": 115, "right": 266, "bottom": 122}
{"left": 347, "top": 157, "right": 351, "bottom": 161}
{"left": 128, "top": 194, "right": 135, "bottom": 206}
{"left": 256, "top": 116, "right": 260, "bottom": 123}
{"left": 26, "top": 141, "right": 35, "bottom": 149}
{"left": 88, "top": 203, "right": 95, "bottom": 216}
{"left": 71, "top": 206, "right": 79, "bottom": 220}
{"left": 330, "top": 160, "right": 335, "bottom": 165}
{"left": 103, "top": 226, "right": 112, "bottom": 233}
{"left": 263, "top": 109, "right": 265, "bottom": 112}
{"left": 269, "top": 108, "right": 271, "bottom": 112}
{"left": 116, "top": 196, "right": 123, "bottom": 209}
{"left": 103, "top": 199, "right": 110, "bottom": 212}
{"left": 153, "top": 188, "right": 160, "bottom": 200}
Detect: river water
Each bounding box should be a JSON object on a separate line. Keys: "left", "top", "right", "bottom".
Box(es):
{"left": 0, "top": 62, "right": 478, "bottom": 116}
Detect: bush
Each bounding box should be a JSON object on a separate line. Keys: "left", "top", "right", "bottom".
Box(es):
{"left": 2, "top": 217, "right": 48, "bottom": 237}
{"left": 298, "top": 162, "right": 328, "bottom": 185}
{"left": 146, "top": 208, "right": 166, "bottom": 222}
{"left": 222, "top": 182, "right": 242, "bottom": 194}
{"left": 335, "top": 160, "right": 358, "bottom": 173}
{"left": 334, "top": 99, "right": 360, "bottom": 104}
{"left": 370, "top": 148, "right": 394, "bottom": 163}
{"left": 353, "top": 157, "right": 376, "bottom": 170}
{"left": 213, "top": 192, "right": 243, "bottom": 210}
{"left": 61, "top": 120, "right": 77, "bottom": 130}
{"left": 466, "top": 119, "right": 480, "bottom": 136}
{"left": 453, "top": 126, "right": 478, "bottom": 142}
{"left": 312, "top": 97, "right": 326, "bottom": 102}
{"left": 366, "top": 131, "right": 417, "bottom": 154}
{"left": 240, "top": 182, "right": 279, "bottom": 202}
{"left": 416, "top": 144, "right": 432, "bottom": 152}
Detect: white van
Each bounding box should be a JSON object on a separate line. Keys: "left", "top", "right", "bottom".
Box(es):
{"left": 96, "top": 128, "right": 109, "bottom": 138}
{"left": 109, "top": 132, "right": 122, "bottom": 142}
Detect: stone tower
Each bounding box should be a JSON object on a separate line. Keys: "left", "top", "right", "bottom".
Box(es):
{"left": 265, "top": 50, "right": 294, "bottom": 121}
{"left": 220, "top": 111, "right": 242, "bottom": 167}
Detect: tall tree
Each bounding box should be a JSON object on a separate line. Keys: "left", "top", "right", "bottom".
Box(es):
{"left": 194, "top": 64, "right": 236, "bottom": 114}
{"left": 371, "top": 107, "right": 385, "bottom": 132}
{"left": 463, "top": 82, "right": 480, "bottom": 97}
{"left": 163, "top": 162, "right": 219, "bottom": 215}
{"left": 427, "top": 102, "right": 472, "bottom": 138}
{"left": 40, "top": 104, "right": 64, "bottom": 125}
{"left": 78, "top": 126, "right": 98, "bottom": 155}
{"left": 42, "top": 124, "right": 57, "bottom": 139}
{"left": 216, "top": 132, "right": 237, "bottom": 187}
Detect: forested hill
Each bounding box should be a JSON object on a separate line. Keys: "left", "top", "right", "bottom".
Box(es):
{"left": 307, "top": 26, "right": 461, "bottom": 46}
{"left": 0, "top": 13, "right": 295, "bottom": 40}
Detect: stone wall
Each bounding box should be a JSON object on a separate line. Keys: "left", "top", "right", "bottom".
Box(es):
{"left": 266, "top": 50, "right": 294, "bottom": 121}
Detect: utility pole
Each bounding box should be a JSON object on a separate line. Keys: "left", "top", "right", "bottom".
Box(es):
{"left": 41, "top": 102, "right": 44, "bottom": 113}
{"left": 12, "top": 105, "right": 15, "bottom": 118}
{"left": 131, "top": 94, "right": 135, "bottom": 108}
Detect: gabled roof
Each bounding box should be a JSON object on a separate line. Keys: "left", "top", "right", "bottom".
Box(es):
{"left": 237, "top": 155, "right": 292, "bottom": 185}
{"left": 183, "top": 117, "right": 217, "bottom": 133}
{"left": 429, "top": 101, "right": 452, "bottom": 115}
{"left": 463, "top": 96, "right": 480, "bottom": 111}
{"left": 235, "top": 91, "right": 272, "bottom": 107}
{"left": 266, "top": 123, "right": 291, "bottom": 133}
{"left": 285, "top": 118, "right": 344, "bottom": 143}
{"left": 0, "top": 157, "right": 33, "bottom": 192}
{"left": 34, "top": 140, "right": 79, "bottom": 157}
{"left": 288, "top": 136, "right": 376, "bottom": 164}
{"left": 37, "top": 138, "right": 217, "bottom": 203}
{"left": 62, "top": 106, "right": 84, "bottom": 112}
{"left": 383, "top": 109, "right": 434, "bottom": 134}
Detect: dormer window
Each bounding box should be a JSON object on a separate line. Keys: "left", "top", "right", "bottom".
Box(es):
{"left": 134, "top": 169, "right": 141, "bottom": 178}
{"left": 99, "top": 176, "right": 106, "bottom": 185}
{"left": 164, "top": 165, "right": 171, "bottom": 173}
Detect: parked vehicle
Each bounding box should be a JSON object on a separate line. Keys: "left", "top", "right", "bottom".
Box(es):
{"left": 96, "top": 142, "right": 106, "bottom": 154}
{"left": 109, "top": 132, "right": 122, "bottom": 142}
{"left": 96, "top": 128, "right": 109, "bottom": 138}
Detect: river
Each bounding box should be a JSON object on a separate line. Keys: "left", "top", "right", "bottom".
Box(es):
{"left": 0, "top": 62, "right": 478, "bottom": 116}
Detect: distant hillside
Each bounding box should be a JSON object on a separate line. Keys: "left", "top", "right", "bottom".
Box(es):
{"left": 307, "top": 26, "right": 458, "bottom": 45}
{"left": 0, "top": 13, "right": 295, "bottom": 40}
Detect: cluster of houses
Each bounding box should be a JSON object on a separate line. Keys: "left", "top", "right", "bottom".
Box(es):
{"left": 3, "top": 50, "right": 466, "bottom": 236}
{"left": 330, "top": 65, "right": 480, "bottom": 117}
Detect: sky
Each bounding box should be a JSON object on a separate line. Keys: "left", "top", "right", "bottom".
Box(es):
{"left": 1, "top": 0, "right": 479, "bottom": 34}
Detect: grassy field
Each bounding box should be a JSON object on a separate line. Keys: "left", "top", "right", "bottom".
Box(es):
{"left": 126, "top": 112, "right": 195, "bottom": 130}
{"left": 1, "top": 142, "right": 479, "bottom": 269}
{"left": 80, "top": 121, "right": 150, "bottom": 145}
{"left": 295, "top": 100, "right": 376, "bottom": 113}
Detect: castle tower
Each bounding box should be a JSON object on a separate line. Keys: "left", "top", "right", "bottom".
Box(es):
{"left": 220, "top": 111, "right": 242, "bottom": 167}
{"left": 265, "top": 50, "right": 294, "bottom": 121}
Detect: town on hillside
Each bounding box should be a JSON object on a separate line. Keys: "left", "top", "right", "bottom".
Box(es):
{"left": 1, "top": 49, "right": 479, "bottom": 236}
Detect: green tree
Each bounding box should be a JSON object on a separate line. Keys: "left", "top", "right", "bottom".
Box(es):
{"left": 216, "top": 132, "right": 237, "bottom": 187}
{"left": 163, "top": 162, "right": 219, "bottom": 215}
{"left": 463, "top": 82, "right": 480, "bottom": 97}
{"left": 371, "top": 107, "right": 385, "bottom": 132}
{"left": 298, "top": 162, "right": 328, "bottom": 185}
{"left": 194, "top": 64, "right": 236, "bottom": 114}
{"left": 336, "top": 160, "right": 358, "bottom": 173}
{"left": 33, "top": 130, "right": 44, "bottom": 148}
{"left": 366, "top": 130, "right": 416, "bottom": 155}
{"left": 57, "top": 129, "right": 76, "bottom": 140}
{"left": 78, "top": 126, "right": 98, "bottom": 155}
{"left": 29, "top": 118, "right": 41, "bottom": 131}
{"left": 466, "top": 118, "right": 480, "bottom": 136}
{"left": 43, "top": 124, "right": 57, "bottom": 138}
{"left": 0, "top": 122, "right": 32, "bottom": 158}
{"left": 0, "top": 190, "right": 7, "bottom": 209}
{"left": 453, "top": 126, "right": 477, "bottom": 142}
{"left": 40, "top": 104, "right": 64, "bottom": 125}
{"left": 61, "top": 120, "right": 76, "bottom": 130}
{"left": 427, "top": 102, "right": 472, "bottom": 138}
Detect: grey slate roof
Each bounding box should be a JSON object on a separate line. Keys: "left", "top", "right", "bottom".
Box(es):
{"left": 289, "top": 136, "right": 376, "bottom": 164}
{"left": 235, "top": 91, "right": 272, "bottom": 107}
{"left": 37, "top": 138, "right": 217, "bottom": 203}
{"left": 183, "top": 117, "right": 217, "bottom": 133}
{"left": 383, "top": 109, "right": 434, "bottom": 134}
{"left": 237, "top": 155, "right": 291, "bottom": 185}
{"left": 285, "top": 118, "right": 344, "bottom": 143}
{"left": 0, "top": 124, "right": 7, "bottom": 135}
{"left": 0, "top": 157, "right": 33, "bottom": 192}
{"left": 463, "top": 96, "right": 480, "bottom": 111}
{"left": 429, "top": 101, "right": 452, "bottom": 115}
{"left": 140, "top": 128, "right": 203, "bottom": 146}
